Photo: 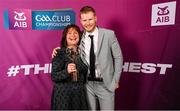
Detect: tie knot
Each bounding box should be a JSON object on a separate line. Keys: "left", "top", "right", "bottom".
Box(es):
{"left": 88, "top": 35, "right": 94, "bottom": 39}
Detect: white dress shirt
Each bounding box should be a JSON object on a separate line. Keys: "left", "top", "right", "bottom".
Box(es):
{"left": 83, "top": 27, "right": 102, "bottom": 78}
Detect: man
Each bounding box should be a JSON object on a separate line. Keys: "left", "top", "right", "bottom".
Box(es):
{"left": 52, "top": 6, "right": 123, "bottom": 110}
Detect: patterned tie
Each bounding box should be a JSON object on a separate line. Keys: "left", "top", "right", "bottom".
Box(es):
{"left": 89, "top": 35, "right": 96, "bottom": 78}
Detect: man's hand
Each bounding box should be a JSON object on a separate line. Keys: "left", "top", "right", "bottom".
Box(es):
{"left": 115, "top": 82, "right": 119, "bottom": 90}
{"left": 51, "top": 47, "right": 60, "bottom": 58}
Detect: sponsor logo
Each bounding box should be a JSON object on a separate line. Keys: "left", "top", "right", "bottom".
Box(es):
{"left": 4, "top": 9, "right": 32, "bottom": 30}
{"left": 151, "top": 1, "right": 176, "bottom": 26}
{"left": 32, "top": 10, "right": 75, "bottom": 30}
{"left": 4, "top": 9, "right": 75, "bottom": 30}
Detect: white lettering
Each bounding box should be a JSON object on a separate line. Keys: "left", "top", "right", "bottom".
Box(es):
{"left": 14, "top": 21, "right": 27, "bottom": 28}
{"left": 122, "top": 62, "right": 172, "bottom": 74}
{"left": 129, "top": 62, "right": 141, "bottom": 73}
{"left": 35, "top": 15, "right": 71, "bottom": 22}
{"left": 141, "top": 63, "right": 156, "bottom": 73}
{"left": 34, "top": 64, "right": 49, "bottom": 74}
{"left": 122, "top": 62, "right": 129, "bottom": 72}
{"left": 157, "top": 64, "right": 172, "bottom": 74}
{"left": 21, "top": 65, "right": 34, "bottom": 75}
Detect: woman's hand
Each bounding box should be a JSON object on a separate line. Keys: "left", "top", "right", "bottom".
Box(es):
{"left": 67, "top": 63, "right": 77, "bottom": 74}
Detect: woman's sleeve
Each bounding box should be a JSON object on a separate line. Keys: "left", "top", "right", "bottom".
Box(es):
{"left": 51, "top": 51, "right": 71, "bottom": 83}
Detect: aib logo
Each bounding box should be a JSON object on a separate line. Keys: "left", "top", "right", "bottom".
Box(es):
{"left": 157, "top": 6, "right": 169, "bottom": 16}
{"left": 151, "top": 1, "right": 176, "bottom": 26}
{"left": 13, "top": 11, "right": 27, "bottom": 28}
{"left": 156, "top": 6, "right": 170, "bottom": 23}
{"left": 4, "top": 9, "right": 32, "bottom": 30}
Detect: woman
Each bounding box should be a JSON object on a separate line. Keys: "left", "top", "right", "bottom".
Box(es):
{"left": 51, "top": 24, "right": 88, "bottom": 110}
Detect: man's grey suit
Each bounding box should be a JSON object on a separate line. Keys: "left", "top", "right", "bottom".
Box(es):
{"left": 79, "top": 27, "right": 123, "bottom": 109}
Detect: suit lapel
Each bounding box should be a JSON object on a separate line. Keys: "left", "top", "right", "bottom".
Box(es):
{"left": 97, "top": 28, "right": 104, "bottom": 56}
{"left": 80, "top": 32, "right": 89, "bottom": 67}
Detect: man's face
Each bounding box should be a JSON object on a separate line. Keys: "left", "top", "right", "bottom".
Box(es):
{"left": 80, "top": 11, "right": 97, "bottom": 33}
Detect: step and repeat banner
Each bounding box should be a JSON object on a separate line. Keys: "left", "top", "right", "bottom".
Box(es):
{"left": 0, "top": 0, "right": 180, "bottom": 110}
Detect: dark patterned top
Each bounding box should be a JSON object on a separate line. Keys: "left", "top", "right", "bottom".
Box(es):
{"left": 51, "top": 48, "right": 88, "bottom": 110}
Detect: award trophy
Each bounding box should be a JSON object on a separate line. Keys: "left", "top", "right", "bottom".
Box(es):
{"left": 67, "top": 48, "right": 78, "bottom": 81}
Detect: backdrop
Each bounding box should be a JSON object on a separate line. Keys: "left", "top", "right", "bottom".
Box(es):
{"left": 0, "top": 0, "right": 180, "bottom": 110}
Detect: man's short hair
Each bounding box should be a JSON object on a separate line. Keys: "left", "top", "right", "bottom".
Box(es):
{"left": 80, "top": 6, "right": 96, "bottom": 15}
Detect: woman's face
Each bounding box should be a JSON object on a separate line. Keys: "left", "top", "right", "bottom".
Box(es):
{"left": 66, "top": 28, "right": 80, "bottom": 47}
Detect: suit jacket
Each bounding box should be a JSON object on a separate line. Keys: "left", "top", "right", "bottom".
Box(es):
{"left": 79, "top": 27, "right": 123, "bottom": 92}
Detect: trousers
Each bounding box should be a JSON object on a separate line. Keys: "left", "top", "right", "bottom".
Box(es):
{"left": 86, "top": 81, "right": 115, "bottom": 110}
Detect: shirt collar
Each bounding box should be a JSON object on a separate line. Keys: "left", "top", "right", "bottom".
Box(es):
{"left": 85, "top": 27, "right": 98, "bottom": 37}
